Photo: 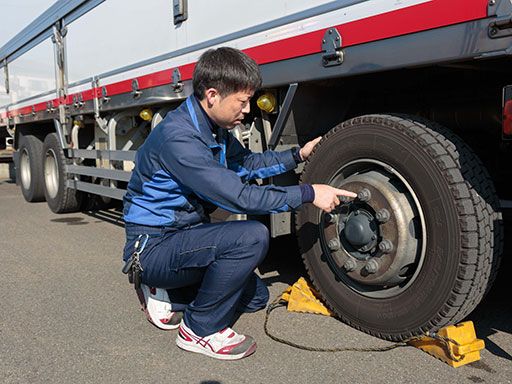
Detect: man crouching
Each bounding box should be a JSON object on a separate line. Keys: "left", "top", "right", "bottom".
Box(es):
{"left": 122, "top": 47, "right": 356, "bottom": 360}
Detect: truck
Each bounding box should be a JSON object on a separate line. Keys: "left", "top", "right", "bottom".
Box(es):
{"left": 1, "top": 0, "right": 509, "bottom": 341}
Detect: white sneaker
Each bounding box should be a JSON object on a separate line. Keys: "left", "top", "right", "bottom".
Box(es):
{"left": 137, "top": 284, "right": 180, "bottom": 330}
{"left": 176, "top": 320, "right": 257, "bottom": 360}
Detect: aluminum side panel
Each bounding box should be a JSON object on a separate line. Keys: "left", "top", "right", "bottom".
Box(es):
{"left": 7, "top": 39, "right": 55, "bottom": 105}
{"left": 184, "top": 0, "right": 347, "bottom": 46}
{"left": 66, "top": 0, "right": 179, "bottom": 83}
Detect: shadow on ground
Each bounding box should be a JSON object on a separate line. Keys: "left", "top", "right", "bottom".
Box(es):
{"left": 81, "top": 196, "right": 124, "bottom": 227}
{"left": 259, "top": 234, "right": 306, "bottom": 287}
{"left": 468, "top": 243, "right": 512, "bottom": 361}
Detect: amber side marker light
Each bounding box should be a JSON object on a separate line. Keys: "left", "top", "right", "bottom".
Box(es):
{"left": 139, "top": 109, "right": 153, "bottom": 121}
{"left": 257, "top": 93, "right": 277, "bottom": 113}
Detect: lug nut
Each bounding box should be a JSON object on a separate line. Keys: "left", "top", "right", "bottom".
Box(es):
{"left": 365, "top": 259, "right": 379, "bottom": 274}
{"left": 339, "top": 195, "right": 350, "bottom": 203}
{"left": 378, "top": 239, "right": 394, "bottom": 254}
{"left": 328, "top": 238, "right": 341, "bottom": 251}
{"left": 324, "top": 213, "right": 335, "bottom": 224}
{"left": 343, "top": 257, "right": 357, "bottom": 272}
{"left": 375, "top": 208, "right": 391, "bottom": 223}
{"left": 357, "top": 188, "right": 371, "bottom": 202}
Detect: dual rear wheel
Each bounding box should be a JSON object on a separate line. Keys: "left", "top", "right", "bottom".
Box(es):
{"left": 17, "top": 133, "right": 82, "bottom": 213}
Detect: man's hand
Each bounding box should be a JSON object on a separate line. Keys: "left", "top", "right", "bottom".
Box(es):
{"left": 299, "top": 137, "right": 322, "bottom": 161}
{"left": 312, "top": 184, "right": 357, "bottom": 213}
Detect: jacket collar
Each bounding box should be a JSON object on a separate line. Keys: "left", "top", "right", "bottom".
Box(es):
{"left": 187, "top": 95, "right": 222, "bottom": 147}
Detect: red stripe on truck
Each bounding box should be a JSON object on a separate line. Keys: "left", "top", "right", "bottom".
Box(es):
{"left": 246, "top": 0, "right": 488, "bottom": 64}
{"left": 3, "top": 0, "right": 488, "bottom": 120}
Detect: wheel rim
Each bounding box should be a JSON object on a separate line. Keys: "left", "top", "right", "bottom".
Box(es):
{"left": 20, "top": 147, "right": 31, "bottom": 190}
{"left": 319, "top": 159, "right": 427, "bottom": 299}
{"left": 44, "top": 149, "right": 59, "bottom": 199}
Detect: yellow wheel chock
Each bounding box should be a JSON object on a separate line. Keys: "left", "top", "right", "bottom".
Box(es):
{"left": 280, "top": 277, "right": 334, "bottom": 316}
{"left": 275, "top": 277, "right": 484, "bottom": 367}
{"left": 408, "top": 321, "right": 485, "bottom": 368}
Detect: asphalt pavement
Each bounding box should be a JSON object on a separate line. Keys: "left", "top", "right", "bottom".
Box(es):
{"left": 0, "top": 178, "right": 511, "bottom": 384}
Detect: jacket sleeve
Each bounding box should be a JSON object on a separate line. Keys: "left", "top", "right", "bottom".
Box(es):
{"left": 226, "top": 132, "right": 298, "bottom": 181}
{"left": 159, "top": 132, "right": 302, "bottom": 214}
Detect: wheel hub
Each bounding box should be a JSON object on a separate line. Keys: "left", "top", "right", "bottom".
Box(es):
{"left": 44, "top": 149, "right": 59, "bottom": 199}
{"left": 20, "top": 148, "right": 31, "bottom": 190}
{"left": 343, "top": 209, "right": 378, "bottom": 255}
{"left": 322, "top": 168, "right": 421, "bottom": 292}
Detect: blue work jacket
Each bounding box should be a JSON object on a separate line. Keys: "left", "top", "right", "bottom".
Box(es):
{"left": 123, "top": 96, "right": 303, "bottom": 228}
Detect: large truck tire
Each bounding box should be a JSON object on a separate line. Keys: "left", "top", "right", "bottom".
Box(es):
{"left": 295, "top": 114, "right": 503, "bottom": 341}
{"left": 17, "top": 135, "right": 45, "bottom": 202}
{"left": 42, "top": 133, "right": 83, "bottom": 213}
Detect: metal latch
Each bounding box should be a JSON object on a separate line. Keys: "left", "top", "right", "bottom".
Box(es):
{"left": 73, "top": 94, "right": 84, "bottom": 109}
{"left": 51, "top": 22, "right": 67, "bottom": 70}
{"left": 46, "top": 101, "right": 55, "bottom": 113}
{"left": 321, "top": 28, "right": 344, "bottom": 67}
{"left": 132, "top": 79, "right": 142, "bottom": 98}
{"left": 488, "top": 16, "right": 512, "bottom": 38}
{"left": 101, "top": 86, "right": 110, "bottom": 103}
{"left": 171, "top": 67, "right": 183, "bottom": 93}
{"left": 173, "top": 0, "right": 188, "bottom": 25}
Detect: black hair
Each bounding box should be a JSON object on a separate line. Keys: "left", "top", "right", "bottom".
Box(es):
{"left": 193, "top": 47, "right": 262, "bottom": 100}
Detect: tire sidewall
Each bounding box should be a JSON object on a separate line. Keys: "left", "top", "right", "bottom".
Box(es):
{"left": 43, "top": 134, "right": 71, "bottom": 213}
{"left": 17, "top": 135, "right": 45, "bottom": 202}
{"left": 297, "top": 119, "right": 461, "bottom": 337}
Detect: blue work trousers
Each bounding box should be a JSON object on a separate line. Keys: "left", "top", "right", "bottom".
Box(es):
{"left": 123, "top": 220, "right": 270, "bottom": 337}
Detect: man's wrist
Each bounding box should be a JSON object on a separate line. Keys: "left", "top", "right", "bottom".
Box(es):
{"left": 292, "top": 146, "right": 304, "bottom": 164}
{"left": 299, "top": 183, "right": 315, "bottom": 203}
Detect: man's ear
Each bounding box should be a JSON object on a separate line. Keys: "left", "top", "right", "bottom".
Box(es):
{"left": 204, "top": 88, "right": 219, "bottom": 107}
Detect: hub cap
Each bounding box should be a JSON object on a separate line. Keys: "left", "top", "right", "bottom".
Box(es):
{"left": 44, "top": 149, "right": 59, "bottom": 199}
{"left": 20, "top": 148, "right": 31, "bottom": 190}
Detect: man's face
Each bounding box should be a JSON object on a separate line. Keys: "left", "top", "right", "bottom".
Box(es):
{"left": 206, "top": 89, "right": 254, "bottom": 129}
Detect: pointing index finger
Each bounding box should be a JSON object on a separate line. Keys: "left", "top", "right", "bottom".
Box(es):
{"left": 335, "top": 189, "right": 357, "bottom": 198}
